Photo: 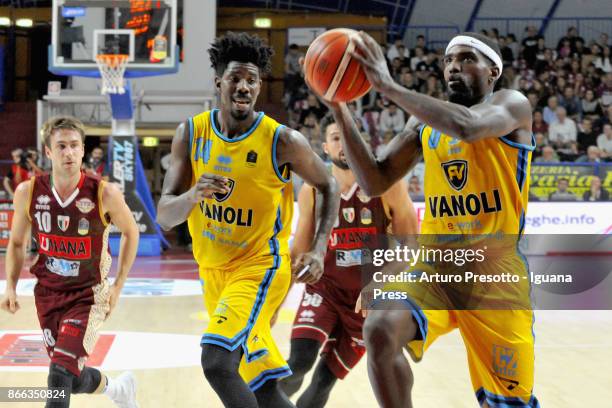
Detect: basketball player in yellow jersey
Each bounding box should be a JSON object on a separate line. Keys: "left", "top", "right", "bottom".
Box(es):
{"left": 157, "top": 32, "right": 340, "bottom": 408}
{"left": 321, "top": 32, "right": 539, "bottom": 407}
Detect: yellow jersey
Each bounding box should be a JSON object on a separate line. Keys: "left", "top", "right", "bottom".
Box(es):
{"left": 419, "top": 125, "right": 534, "bottom": 236}
{"left": 187, "top": 109, "right": 293, "bottom": 270}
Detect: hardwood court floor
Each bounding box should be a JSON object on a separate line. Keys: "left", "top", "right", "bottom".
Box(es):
{"left": 1, "top": 254, "right": 611, "bottom": 407}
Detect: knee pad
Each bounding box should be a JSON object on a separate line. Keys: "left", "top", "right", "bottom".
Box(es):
{"left": 48, "top": 363, "right": 76, "bottom": 389}
{"left": 46, "top": 364, "right": 75, "bottom": 408}
{"left": 72, "top": 367, "right": 102, "bottom": 394}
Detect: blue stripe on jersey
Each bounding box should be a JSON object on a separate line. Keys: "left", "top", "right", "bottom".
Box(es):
{"left": 476, "top": 387, "right": 540, "bottom": 408}
{"left": 518, "top": 209, "right": 526, "bottom": 236}
{"left": 203, "top": 139, "right": 212, "bottom": 164}
{"left": 428, "top": 128, "right": 442, "bottom": 149}
{"left": 240, "top": 206, "right": 283, "bottom": 357}
{"left": 516, "top": 148, "right": 527, "bottom": 192}
{"left": 499, "top": 135, "right": 536, "bottom": 151}
{"left": 272, "top": 125, "right": 290, "bottom": 183}
{"left": 200, "top": 328, "right": 248, "bottom": 350}
{"left": 194, "top": 138, "right": 202, "bottom": 162}
{"left": 418, "top": 124, "right": 426, "bottom": 145}
{"left": 248, "top": 366, "right": 293, "bottom": 391}
{"left": 188, "top": 117, "right": 194, "bottom": 155}
{"left": 210, "top": 108, "right": 265, "bottom": 143}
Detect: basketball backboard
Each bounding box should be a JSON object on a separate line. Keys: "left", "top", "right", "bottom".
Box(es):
{"left": 49, "top": 0, "right": 179, "bottom": 77}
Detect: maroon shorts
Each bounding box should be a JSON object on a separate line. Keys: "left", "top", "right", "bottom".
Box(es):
{"left": 34, "top": 280, "right": 110, "bottom": 376}
{"left": 291, "top": 281, "right": 365, "bottom": 379}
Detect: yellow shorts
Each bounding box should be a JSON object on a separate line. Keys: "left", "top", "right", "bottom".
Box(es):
{"left": 200, "top": 254, "right": 292, "bottom": 391}
{"left": 381, "top": 250, "right": 540, "bottom": 407}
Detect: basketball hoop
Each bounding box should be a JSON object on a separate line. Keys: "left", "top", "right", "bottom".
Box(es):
{"left": 95, "top": 54, "right": 129, "bottom": 94}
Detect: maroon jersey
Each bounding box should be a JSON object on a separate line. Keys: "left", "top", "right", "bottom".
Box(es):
{"left": 28, "top": 173, "right": 112, "bottom": 291}
{"left": 320, "top": 183, "right": 391, "bottom": 294}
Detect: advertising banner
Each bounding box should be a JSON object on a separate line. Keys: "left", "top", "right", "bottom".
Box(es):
{"left": 0, "top": 202, "right": 13, "bottom": 250}
{"left": 529, "top": 164, "right": 612, "bottom": 200}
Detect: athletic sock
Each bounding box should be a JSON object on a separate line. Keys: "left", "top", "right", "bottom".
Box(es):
{"left": 102, "top": 376, "right": 120, "bottom": 400}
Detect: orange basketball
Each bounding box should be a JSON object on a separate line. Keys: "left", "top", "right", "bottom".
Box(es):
{"left": 303, "top": 28, "right": 371, "bottom": 103}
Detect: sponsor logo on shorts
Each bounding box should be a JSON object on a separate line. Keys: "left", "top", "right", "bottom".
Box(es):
{"left": 76, "top": 198, "right": 95, "bottom": 214}
{"left": 496, "top": 374, "right": 520, "bottom": 391}
{"left": 60, "top": 324, "right": 81, "bottom": 338}
{"left": 492, "top": 344, "right": 518, "bottom": 379}
{"left": 45, "top": 257, "right": 80, "bottom": 277}
{"left": 57, "top": 215, "right": 70, "bottom": 232}
{"left": 63, "top": 319, "right": 82, "bottom": 325}
{"left": 213, "top": 300, "right": 229, "bottom": 324}
{"left": 39, "top": 233, "right": 91, "bottom": 260}
{"left": 297, "top": 309, "right": 315, "bottom": 323}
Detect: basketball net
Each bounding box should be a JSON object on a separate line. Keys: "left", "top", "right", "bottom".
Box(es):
{"left": 95, "top": 54, "right": 129, "bottom": 94}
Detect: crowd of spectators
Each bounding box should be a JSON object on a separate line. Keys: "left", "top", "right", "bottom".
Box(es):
{"left": 2, "top": 145, "right": 107, "bottom": 199}
{"left": 284, "top": 26, "right": 612, "bottom": 201}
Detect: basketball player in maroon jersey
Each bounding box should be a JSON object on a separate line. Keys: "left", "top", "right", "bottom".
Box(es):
{"left": 0, "top": 116, "right": 140, "bottom": 408}
{"left": 279, "top": 114, "right": 417, "bottom": 407}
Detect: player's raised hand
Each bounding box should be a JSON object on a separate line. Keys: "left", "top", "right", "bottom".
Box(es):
{"left": 0, "top": 289, "right": 20, "bottom": 314}
{"left": 349, "top": 31, "right": 394, "bottom": 92}
{"left": 293, "top": 251, "right": 324, "bottom": 284}
{"left": 189, "top": 173, "right": 231, "bottom": 203}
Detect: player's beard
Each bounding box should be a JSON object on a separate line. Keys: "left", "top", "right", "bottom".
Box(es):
{"left": 330, "top": 156, "right": 349, "bottom": 170}
{"left": 447, "top": 87, "right": 480, "bottom": 107}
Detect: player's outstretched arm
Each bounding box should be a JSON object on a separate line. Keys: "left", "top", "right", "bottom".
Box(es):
{"left": 0, "top": 180, "right": 32, "bottom": 314}
{"left": 277, "top": 127, "right": 340, "bottom": 284}
{"left": 331, "top": 103, "right": 423, "bottom": 196}
{"left": 156, "top": 122, "right": 230, "bottom": 231}
{"left": 102, "top": 182, "right": 139, "bottom": 319}
{"left": 350, "top": 31, "right": 532, "bottom": 143}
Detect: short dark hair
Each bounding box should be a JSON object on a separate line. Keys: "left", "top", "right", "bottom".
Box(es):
{"left": 454, "top": 32, "right": 502, "bottom": 67}
{"left": 320, "top": 113, "right": 336, "bottom": 140}
{"left": 208, "top": 32, "right": 274, "bottom": 76}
